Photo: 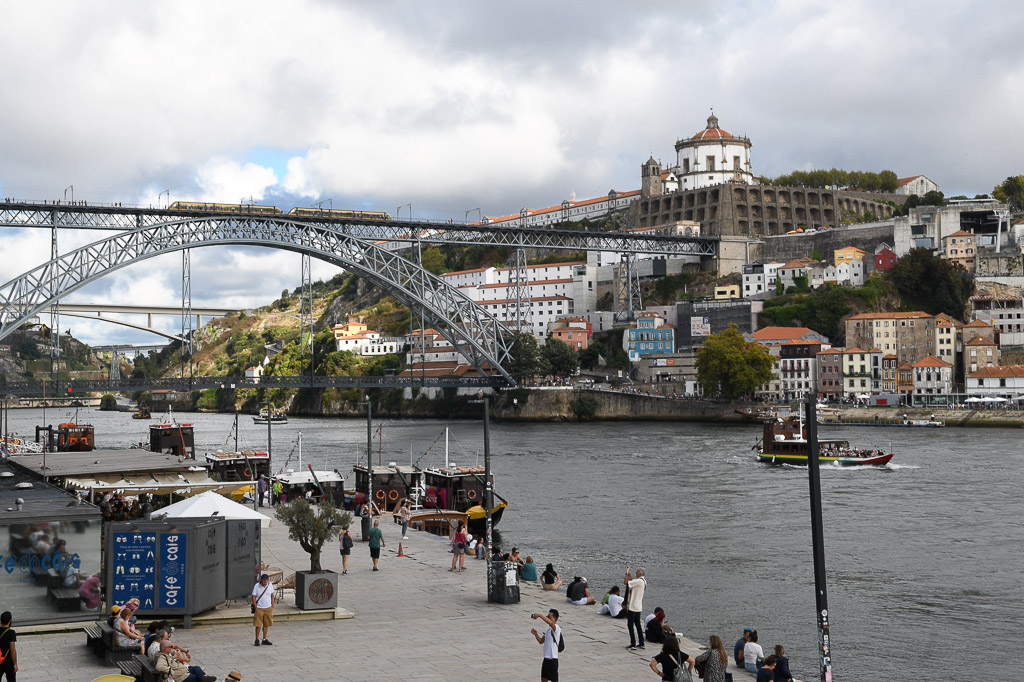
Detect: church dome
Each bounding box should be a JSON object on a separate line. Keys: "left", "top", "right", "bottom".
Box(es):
{"left": 692, "top": 113, "right": 733, "bottom": 141}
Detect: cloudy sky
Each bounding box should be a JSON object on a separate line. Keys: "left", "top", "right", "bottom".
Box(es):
{"left": 2, "top": 0, "right": 1023, "bottom": 345}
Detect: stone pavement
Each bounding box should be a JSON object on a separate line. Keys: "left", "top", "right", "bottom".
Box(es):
{"left": 14, "top": 516, "right": 757, "bottom": 681}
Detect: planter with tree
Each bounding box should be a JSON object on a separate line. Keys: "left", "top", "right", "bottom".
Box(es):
{"left": 274, "top": 498, "right": 352, "bottom": 610}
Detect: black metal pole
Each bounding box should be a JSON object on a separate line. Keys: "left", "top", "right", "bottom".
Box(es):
{"left": 483, "top": 397, "right": 493, "bottom": 593}
{"left": 265, "top": 400, "right": 272, "bottom": 476}
{"left": 805, "top": 398, "right": 833, "bottom": 680}
{"left": 366, "top": 400, "right": 373, "bottom": 512}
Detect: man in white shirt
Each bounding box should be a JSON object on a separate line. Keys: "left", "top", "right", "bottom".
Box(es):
{"left": 530, "top": 609, "right": 561, "bottom": 682}
{"left": 251, "top": 573, "right": 275, "bottom": 646}
{"left": 624, "top": 565, "right": 647, "bottom": 650}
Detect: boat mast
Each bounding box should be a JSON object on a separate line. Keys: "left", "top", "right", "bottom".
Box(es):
{"left": 445, "top": 426, "right": 449, "bottom": 468}
{"left": 298, "top": 431, "right": 302, "bottom": 470}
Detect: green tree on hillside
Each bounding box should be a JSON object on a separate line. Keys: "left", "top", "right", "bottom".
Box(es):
{"left": 887, "top": 248, "right": 974, "bottom": 318}
{"left": 508, "top": 332, "right": 546, "bottom": 384}
{"left": 993, "top": 175, "right": 1024, "bottom": 211}
{"left": 420, "top": 247, "right": 448, "bottom": 275}
{"left": 542, "top": 338, "right": 579, "bottom": 378}
{"left": 696, "top": 325, "right": 775, "bottom": 400}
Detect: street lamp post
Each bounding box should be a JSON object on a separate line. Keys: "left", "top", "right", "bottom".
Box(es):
{"left": 465, "top": 208, "right": 481, "bottom": 224}
{"left": 471, "top": 392, "right": 494, "bottom": 595}
{"left": 397, "top": 203, "right": 412, "bottom": 222}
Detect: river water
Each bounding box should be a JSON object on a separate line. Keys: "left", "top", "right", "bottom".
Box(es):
{"left": 6, "top": 407, "right": 1023, "bottom": 680}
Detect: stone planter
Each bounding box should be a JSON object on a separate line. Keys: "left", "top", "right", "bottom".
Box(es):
{"left": 295, "top": 569, "right": 338, "bottom": 610}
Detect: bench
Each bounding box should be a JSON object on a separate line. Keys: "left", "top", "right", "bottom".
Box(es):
{"left": 100, "top": 620, "right": 142, "bottom": 664}
{"left": 47, "top": 586, "right": 82, "bottom": 611}
{"left": 134, "top": 653, "right": 166, "bottom": 682}
{"left": 84, "top": 625, "right": 104, "bottom": 658}
{"left": 118, "top": 656, "right": 143, "bottom": 681}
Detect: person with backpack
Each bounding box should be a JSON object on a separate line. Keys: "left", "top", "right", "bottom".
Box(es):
{"left": 338, "top": 526, "right": 354, "bottom": 575}
{"left": 530, "top": 609, "right": 562, "bottom": 682}
{"left": 649, "top": 632, "right": 695, "bottom": 681}
{"left": 0, "top": 611, "right": 17, "bottom": 681}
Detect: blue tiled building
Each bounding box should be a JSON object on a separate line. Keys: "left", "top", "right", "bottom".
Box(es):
{"left": 623, "top": 313, "right": 675, "bottom": 363}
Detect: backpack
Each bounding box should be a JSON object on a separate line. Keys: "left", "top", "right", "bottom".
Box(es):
{"left": 556, "top": 628, "right": 565, "bottom": 653}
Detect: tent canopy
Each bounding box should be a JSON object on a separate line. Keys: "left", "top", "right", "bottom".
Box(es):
{"left": 155, "top": 490, "right": 273, "bottom": 527}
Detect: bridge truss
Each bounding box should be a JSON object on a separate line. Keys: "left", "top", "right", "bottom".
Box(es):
{"left": 0, "top": 202, "right": 717, "bottom": 256}
{"left": 0, "top": 215, "right": 517, "bottom": 384}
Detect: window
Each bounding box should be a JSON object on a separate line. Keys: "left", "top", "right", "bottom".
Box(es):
{"left": 733, "top": 155, "right": 741, "bottom": 170}
{"left": 683, "top": 158, "right": 690, "bottom": 173}
{"left": 707, "top": 156, "right": 716, "bottom": 171}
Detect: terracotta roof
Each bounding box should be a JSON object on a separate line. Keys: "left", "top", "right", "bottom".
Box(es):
{"left": 779, "top": 259, "right": 808, "bottom": 270}
{"left": 869, "top": 347, "right": 883, "bottom": 353}
{"left": 965, "top": 319, "right": 993, "bottom": 327}
{"left": 897, "top": 175, "right": 923, "bottom": 185}
{"left": 967, "top": 365, "right": 1024, "bottom": 379}
{"left": 750, "top": 326, "right": 818, "bottom": 341}
{"left": 883, "top": 354, "right": 898, "bottom": 360}
{"left": 441, "top": 266, "right": 492, "bottom": 277}
{"left": 848, "top": 311, "right": 933, "bottom": 320}
{"left": 844, "top": 347, "right": 867, "bottom": 353}
{"left": 478, "top": 278, "right": 574, "bottom": 289}
{"left": 691, "top": 114, "right": 735, "bottom": 141}
{"left": 946, "top": 230, "right": 973, "bottom": 238}
{"left": 477, "top": 295, "right": 570, "bottom": 305}
{"left": 966, "top": 335, "right": 997, "bottom": 346}
{"left": 912, "top": 356, "right": 953, "bottom": 368}
{"left": 482, "top": 191, "right": 640, "bottom": 224}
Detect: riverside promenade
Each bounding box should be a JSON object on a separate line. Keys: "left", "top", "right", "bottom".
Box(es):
{"left": 13, "top": 516, "right": 757, "bottom": 681}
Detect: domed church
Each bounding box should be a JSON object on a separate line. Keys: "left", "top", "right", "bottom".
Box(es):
{"left": 673, "top": 111, "right": 754, "bottom": 190}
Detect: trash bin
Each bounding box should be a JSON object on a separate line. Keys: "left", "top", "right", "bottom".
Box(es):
{"left": 487, "top": 560, "right": 520, "bottom": 604}
{"left": 360, "top": 513, "right": 371, "bottom": 542}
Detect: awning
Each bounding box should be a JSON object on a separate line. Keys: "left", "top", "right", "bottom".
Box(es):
{"left": 64, "top": 473, "right": 252, "bottom": 498}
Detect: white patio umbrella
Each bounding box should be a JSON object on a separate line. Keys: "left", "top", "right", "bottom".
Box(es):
{"left": 988, "top": 396, "right": 1008, "bottom": 402}
{"left": 154, "top": 490, "right": 273, "bottom": 527}
{"left": 965, "top": 397, "right": 983, "bottom": 402}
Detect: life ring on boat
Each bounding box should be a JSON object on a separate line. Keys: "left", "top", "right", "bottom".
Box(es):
{"left": 387, "top": 489, "right": 399, "bottom": 502}
{"left": 466, "top": 489, "right": 478, "bottom": 501}
{"left": 243, "top": 468, "right": 252, "bottom": 478}
{"left": 375, "top": 489, "right": 386, "bottom": 501}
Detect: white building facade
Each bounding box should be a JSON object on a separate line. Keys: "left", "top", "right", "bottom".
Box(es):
{"left": 672, "top": 113, "right": 754, "bottom": 191}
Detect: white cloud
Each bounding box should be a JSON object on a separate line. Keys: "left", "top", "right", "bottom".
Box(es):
{"left": 196, "top": 159, "right": 278, "bottom": 204}
{"left": 4, "top": 0, "right": 1024, "bottom": 346}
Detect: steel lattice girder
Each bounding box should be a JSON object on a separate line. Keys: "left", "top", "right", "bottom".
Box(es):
{"left": 0, "top": 202, "right": 717, "bottom": 256}
{"left": 0, "top": 217, "right": 516, "bottom": 383}
{"left": 0, "top": 374, "right": 503, "bottom": 396}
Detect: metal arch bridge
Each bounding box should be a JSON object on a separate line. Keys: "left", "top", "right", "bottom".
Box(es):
{"left": 0, "top": 201, "right": 718, "bottom": 256}
{"left": 0, "top": 214, "right": 518, "bottom": 384}
{"left": 0, "top": 201, "right": 716, "bottom": 387}
{"left": 38, "top": 303, "right": 239, "bottom": 343}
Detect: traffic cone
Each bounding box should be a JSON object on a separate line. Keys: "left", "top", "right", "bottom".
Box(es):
{"left": 397, "top": 542, "right": 405, "bottom": 557}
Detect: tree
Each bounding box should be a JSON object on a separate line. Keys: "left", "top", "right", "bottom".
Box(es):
{"left": 887, "top": 248, "right": 974, "bottom": 318}
{"left": 508, "top": 332, "right": 545, "bottom": 383}
{"left": 420, "top": 246, "right": 448, "bottom": 275}
{"left": 878, "top": 170, "right": 899, "bottom": 192}
{"left": 542, "top": 337, "right": 579, "bottom": 378}
{"left": 696, "top": 325, "right": 775, "bottom": 400}
{"left": 99, "top": 394, "right": 117, "bottom": 411}
{"left": 274, "top": 499, "right": 353, "bottom": 572}
{"left": 993, "top": 175, "right": 1024, "bottom": 211}
{"left": 810, "top": 249, "right": 824, "bottom": 262}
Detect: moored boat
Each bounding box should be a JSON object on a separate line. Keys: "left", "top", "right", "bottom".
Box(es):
{"left": 132, "top": 405, "right": 151, "bottom": 420}
{"left": 253, "top": 408, "right": 287, "bottom": 425}
{"left": 757, "top": 414, "right": 894, "bottom": 467}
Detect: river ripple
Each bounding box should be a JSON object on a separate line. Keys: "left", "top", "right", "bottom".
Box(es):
{"left": 7, "top": 408, "right": 1022, "bottom": 680}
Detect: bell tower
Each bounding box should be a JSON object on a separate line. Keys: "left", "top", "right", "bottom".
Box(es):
{"left": 641, "top": 156, "right": 662, "bottom": 198}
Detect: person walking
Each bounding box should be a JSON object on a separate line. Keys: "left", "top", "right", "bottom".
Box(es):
{"left": 368, "top": 519, "right": 385, "bottom": 571}
{"left": 0, "top": 611, "right": 17, "bottom": 681}
{"left": 624, "top": 565, "right": 647, "bottom": 651}
{"left": 251, "top": 573, "right": 275, "bottom": 646}
{"left": 694, "top": 635, "right": 729, "bottom": 682}
{"left": 530, "top": 609, "right": 561, "bottom": 682}
{"left": 338, "top": 526, "right": 353, "bottom": 575}
{"left": 256, "top": 476, "right": 267, "bottom": 508}
{"left": 271, "top": 480, "right": 283, "bottom": 505}
{"left": 449, "top": 520, "right": 468, "bottom": 572}
{"left": 398, "top": 500, "right": 411, "bottom": 539}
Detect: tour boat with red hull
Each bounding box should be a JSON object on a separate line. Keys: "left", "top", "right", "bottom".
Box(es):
{"left": 757, "top": 415, "right": 895, "bottom": 467}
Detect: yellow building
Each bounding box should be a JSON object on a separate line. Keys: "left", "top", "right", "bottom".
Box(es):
{"left": 714, "top": 284, "right": 740, "bottom": 300}
{"left": 942, "top": 230, "right": 976, "bottom": 273}
{"left": 833, "top": 246, "right": 868, "bottom": 267}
